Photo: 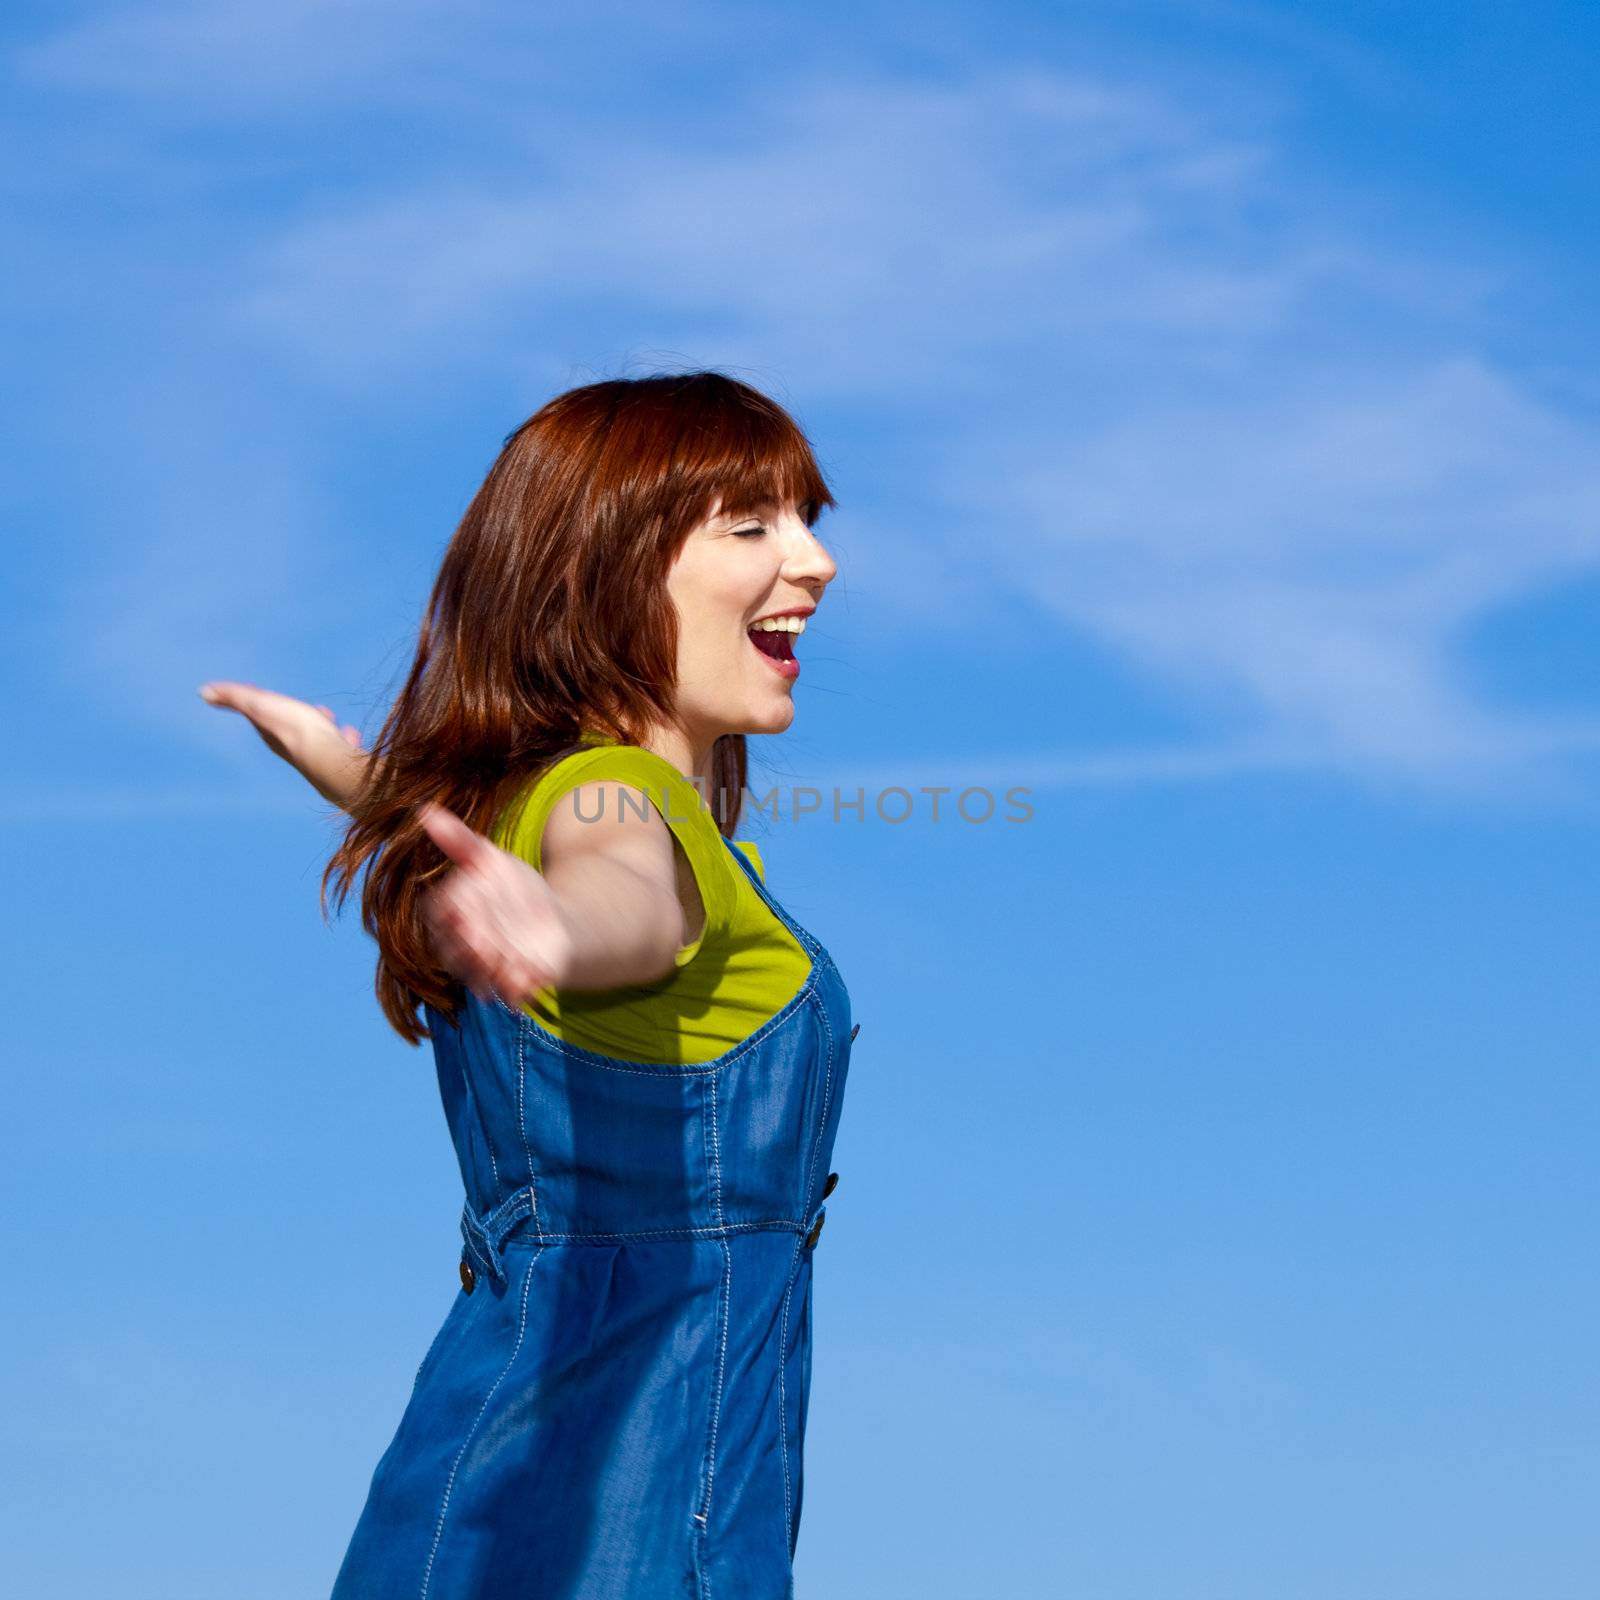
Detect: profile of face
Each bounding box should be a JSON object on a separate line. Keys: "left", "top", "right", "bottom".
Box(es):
{"left": 665, "top": 496, "right": 838, "bottom": 743}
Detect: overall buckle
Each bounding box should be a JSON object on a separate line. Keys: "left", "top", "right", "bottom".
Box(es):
{"left": 458, "top": 1186, "right": 537, "bottom": 1291}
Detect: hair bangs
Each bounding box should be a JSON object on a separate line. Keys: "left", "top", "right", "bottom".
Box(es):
{"left": 669, "top": 379, "right": 836, "bottom": 532}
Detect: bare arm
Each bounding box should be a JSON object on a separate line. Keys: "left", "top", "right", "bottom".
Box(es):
{"left": 200, "top": 679, "right": 685, "bottom": 1003}
{"left": 418, "top": 787, "right": 687, "bottom": 1002}
{"left": 199, "top": 681, "right": 370, "bottom": 808}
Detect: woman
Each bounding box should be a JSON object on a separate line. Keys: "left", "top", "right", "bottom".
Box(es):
{"left": 202, "top": 372, "right": 858, "bottom": 1599}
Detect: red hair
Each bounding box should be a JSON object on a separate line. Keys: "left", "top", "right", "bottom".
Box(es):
{"left": 323, "top": 372, "right": 835, "bottom": 1045}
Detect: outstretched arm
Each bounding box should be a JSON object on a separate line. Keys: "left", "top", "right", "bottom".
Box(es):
{"left": 417, "top": 795, "right": 686, "bottom": 1005}
{"left": 200, "top": 680, "right": 371, "bottom": 810}
{"left": 201, "top": 680, "right": 685, "bottom": 1005}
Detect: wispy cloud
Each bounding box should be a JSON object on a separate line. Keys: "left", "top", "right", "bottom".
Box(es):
{"left": 16, "top": 0, "right": 491, "bottom": 107}
{"left": 11, "top": 5, "right": 1599, "bottom": 798}
{"left": 810, "top": 716, "right": 1600, "bottom": 812}
{"left": 962, "top": 354, "right": 1600, "bottom": 783}
{"left": 231, "top": 71, "right": 1301, "bottom": 391}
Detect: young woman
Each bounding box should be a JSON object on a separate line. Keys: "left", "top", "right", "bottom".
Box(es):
{"left": 202, "top": 373, "right": 858, "bottom": 1599}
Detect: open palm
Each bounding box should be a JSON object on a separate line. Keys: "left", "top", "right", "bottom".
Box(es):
{"left": 200, "top": 680, "right": 368, "bottom": 807}
{"left": 419, "top": 803, "right": 575, "bottom": 1009}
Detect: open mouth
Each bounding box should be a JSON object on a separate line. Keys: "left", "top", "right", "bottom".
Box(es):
{"left": 749, "top": 628, "right": 796, "bottom": 664}
{"left": 748, "top": 617, "right": 803, "bottom": 678}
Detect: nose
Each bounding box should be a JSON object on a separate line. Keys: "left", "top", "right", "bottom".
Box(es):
{"left": 782, "top": 519, "right": 838, "bottom": 594}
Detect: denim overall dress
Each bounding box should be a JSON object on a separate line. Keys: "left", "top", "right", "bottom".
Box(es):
{"left": 330, "top": 838, "right": 855, "bottom": 1600}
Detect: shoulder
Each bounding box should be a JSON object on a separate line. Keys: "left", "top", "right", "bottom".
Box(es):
{"left": 492, "top": 744, "right": 743, "bottom": 966}
{"left": 493, "top": 743, "right": 707, "bottom": 868}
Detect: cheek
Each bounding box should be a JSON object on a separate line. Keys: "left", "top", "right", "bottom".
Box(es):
{"left": 668, "top": 549, "right": 753, "bottom": 617}
{"left": 665, "top": 540, "right": 775, "bottom": 661}
{"left": 673, "top": 602, "right": 742, "bottom": 681}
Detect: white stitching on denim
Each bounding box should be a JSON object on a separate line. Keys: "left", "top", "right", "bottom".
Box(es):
{"left": 702, "top": 1240, "right": 731, "bottom": 1596}
{"left": 515, "top": 1018, "right": 541, "bottom": 1235}
{"left": 802, "top": 989, "right": 836, "bottom": 1212}
{"left": 465, "top": 1188, "right": 537, "bottom": 1280}
{"left": 708, "top": 1071, "right": 728, "bottom": 1234}
{"left": 776, "top": 1236, "right": 804, "bottom": 1557}
{"left": 690, "top": 1077, "right": 715, "bottom": 1596}
{"left": 459, "top": 1225, "right": 495, "bottom": 1282}
{"left": 474, "top": 1075, "right": 502, "bottom": 1189}
{"left": 499, "top": 1219, "right": 804, "bottom": 1245}
{"left": 699, "top": 1073, "right": 733, "bottom": 1544}
{"left": 419, "top": 1246, "right": 543, "bottom": 1600}
{"left": 410, "top": 1309, "right": 454, "bottom": 1394}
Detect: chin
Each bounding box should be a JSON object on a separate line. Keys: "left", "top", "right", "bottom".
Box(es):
{"left": 736, "top": 698, "right": 796, "bottom": 736}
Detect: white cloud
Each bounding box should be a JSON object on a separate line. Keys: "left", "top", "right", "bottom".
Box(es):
{"left": 955, "top": 354, "right": 1600, "bottom": 781}
{"left": 223, "top": 64, "right": 1505, "bottom": 397}
{"left": 231, "top": 70, "right": 1290, "bottom": 390}
{"left": 15, "top": 7, "right": 1599, "bottom": 796}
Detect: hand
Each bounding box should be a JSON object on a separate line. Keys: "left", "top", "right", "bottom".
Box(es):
{"left": 419, "top": 803, "right": 576, "bottom": 1009}
{"left": 200, "top": 680, "right": 370, "bottom": 809}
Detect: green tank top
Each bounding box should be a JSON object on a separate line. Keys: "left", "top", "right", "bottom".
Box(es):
{"left": 489, "top": 731, "right": 812, "bottom": 1066}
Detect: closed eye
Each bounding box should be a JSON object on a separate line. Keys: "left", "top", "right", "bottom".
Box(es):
{"left": 731, "top": 523, "right": 766, "bottom": 538}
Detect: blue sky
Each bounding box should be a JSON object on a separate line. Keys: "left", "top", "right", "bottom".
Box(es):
{"left": 4, "top": 2, "right": 1598, "bottom": 1595}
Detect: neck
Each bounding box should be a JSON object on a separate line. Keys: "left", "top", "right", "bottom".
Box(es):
{"left": 636, "top": 719, "right": 718, "bottom": 788}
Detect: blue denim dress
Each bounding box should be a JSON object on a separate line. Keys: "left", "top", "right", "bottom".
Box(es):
{"left": 330, "top": 839, "right": 855, "bottom": 1599}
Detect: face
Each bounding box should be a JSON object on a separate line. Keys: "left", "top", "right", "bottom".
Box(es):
{"left": 665, "top": 495, "right": 838, "bottom": 743}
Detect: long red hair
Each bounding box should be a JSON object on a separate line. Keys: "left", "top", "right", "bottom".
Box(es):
{"left": 325, "top": 372, "right": 836, "bottom": 1044}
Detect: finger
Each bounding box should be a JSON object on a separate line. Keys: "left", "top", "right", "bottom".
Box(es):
{"left": 419, "top": 803, "right": 493, "bottom": 871}
{"left": 427, "top": 916, "right": 495, "bottom": 998}
{"left": 443, "top": 896, "right": 542, "bottom": 1006}
{"left": 316, "top": 705, "right": 337, "bottom": 723}
{"left": 427, "top": 922, "right": 472, "bottom": 981}
{"left": 340, "top": 725, "right": 364, "bottom": 749}
{"left": 459, "top": 957, "right": 497, "bottom": 1005}
{"left": 456, "top": 930, "right": 504, "bottom": 1001}
{"left": 494, "top": 947, "right": 542, "bottom": 999}
{"left": 199, "top": 679, "right": 275, "bottom": 708}
{"left": 199, "top": 681, "right": 254, "bottom": 711}
{"left": 425, "top": 884, "right": 478, "bottom": 954}
{"left": 199, "top": 681, "right": 293, "bottom": 727}
{"left": 428, "top": 887, "right": 500, "bottom": 979}
{"left": 491, "top": 956, "right": 548, "bottom": 1013}
{"left": 432, "top": 872, "right": 482, "bottom": 930}
{"left": 491, "top": 975, "right": 534, "bottom": 1012}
